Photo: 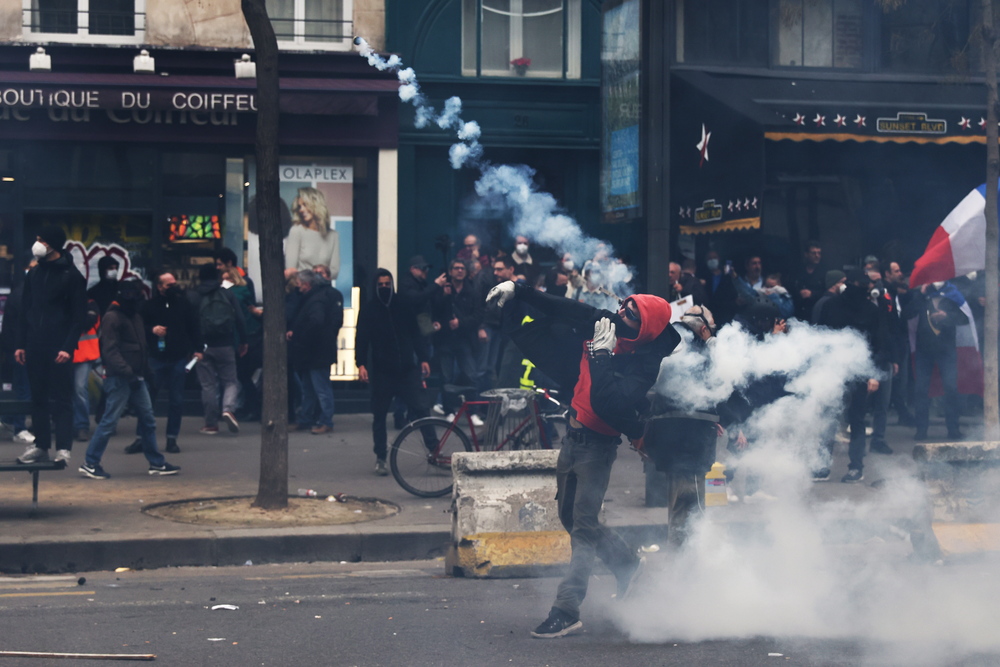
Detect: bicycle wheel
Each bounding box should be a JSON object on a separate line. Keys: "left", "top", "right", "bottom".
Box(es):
{"left": 539, "top": 414, "right": 568, "bottom": 450}
{"left": 389, "top": 417, "right": 473, "bottom": 498}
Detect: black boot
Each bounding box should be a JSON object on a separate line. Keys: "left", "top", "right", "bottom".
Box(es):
{"left": 123, "top": 438, "right": 143, "bottom": 455}
{"left": 165, "top": 437, "right": 180, "bottom": 454}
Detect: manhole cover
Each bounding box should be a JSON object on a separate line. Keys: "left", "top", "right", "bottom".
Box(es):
{"left": 143, "top": 496, "right": 399, "bottom": 527}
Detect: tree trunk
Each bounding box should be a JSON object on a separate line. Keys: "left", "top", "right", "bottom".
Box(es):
{"left": 243, "top": 0, "right": 289, "bottom": 508}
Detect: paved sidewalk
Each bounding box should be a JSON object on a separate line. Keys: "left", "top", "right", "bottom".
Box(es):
{"left": 0, "top": 411, "right": 975, "bottom": 573}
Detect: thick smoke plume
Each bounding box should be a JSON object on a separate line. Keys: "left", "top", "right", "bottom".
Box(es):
{"left": 355, "top": 37, "right": 633, "bottom": 296}
{"left": 623, "top": 321, "right": 1000, "bottom": 664}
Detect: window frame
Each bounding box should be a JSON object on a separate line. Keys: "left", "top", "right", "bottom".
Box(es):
{"left": 271, "top": 0, "right": 355, "bottom": 52}
{"left": 462, "top": 0, "right": 582, "bottom": 79}
{"left": 22, "top": 0, "right": 147, "bottom": 45}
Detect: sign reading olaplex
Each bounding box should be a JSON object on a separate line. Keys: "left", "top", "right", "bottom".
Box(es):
{"left": 0, "top": 86, "right": 258, "bottom": 112}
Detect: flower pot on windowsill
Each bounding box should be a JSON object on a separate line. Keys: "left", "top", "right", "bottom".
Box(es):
{"left": 513, "top": 65, "right": 529, "bottom": 76}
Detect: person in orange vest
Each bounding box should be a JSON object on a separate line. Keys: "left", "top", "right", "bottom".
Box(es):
{"left": 72, "top": 298, "right": 101, "bottom": 442}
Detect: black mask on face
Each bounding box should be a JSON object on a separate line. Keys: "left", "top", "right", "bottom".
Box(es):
{"left": 377, "top": 286, "right": 392, "bottom": 304}
{"left": 843, "top": 283, "right": 867, "bottom": 302}
{"left": 611, "top": 313, "right": 639, "bottom": 340}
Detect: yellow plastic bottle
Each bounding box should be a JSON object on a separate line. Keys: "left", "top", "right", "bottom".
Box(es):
{"left": 704, "top": 462, "right": 728, "bottom": 507}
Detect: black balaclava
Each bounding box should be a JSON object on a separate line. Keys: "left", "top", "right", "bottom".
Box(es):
{"left": 375, "top": 268, "right": 394, "bottom": 306}
{"left": 115, "top": 280, "right": 145, "bottom": 316}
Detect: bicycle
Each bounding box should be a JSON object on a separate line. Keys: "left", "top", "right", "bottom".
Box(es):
{"left": 389, "top": 385, "right": 569, "bottom": 498}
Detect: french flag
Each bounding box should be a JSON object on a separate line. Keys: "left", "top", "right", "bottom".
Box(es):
{"left": 909, "top": 184, "right": 995, "bottom": 288}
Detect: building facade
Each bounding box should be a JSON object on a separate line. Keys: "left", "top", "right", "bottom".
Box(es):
{"left": 617, "top": 0, "right": 998, "bottom": 292}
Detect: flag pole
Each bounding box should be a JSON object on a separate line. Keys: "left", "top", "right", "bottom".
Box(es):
{"left": 982, "top": 0, "right": 999, "bottom": 440}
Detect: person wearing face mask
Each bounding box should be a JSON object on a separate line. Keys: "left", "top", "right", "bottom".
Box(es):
{"left": 0, "top": 254, "right": 37, "bottom": 445}
{"left": 122, "top": 271, "right": 201, "bottom": 455}
{"left": 904, "top": 279, "right": 969, "bottom": 441}
{"left": 87, "top": 256, "right": 121, "bottom": 316}
{"left": 286, "top": 269, "right": 342, "bottom": 435}
{"left": 355, "top": 269, "right": 432, "bottom": 476}
{"left": 15, "top": 225, "right": 87, "bottom": 465}
{"left": 510, "top": 235, "right": 539, "bottom": 287}
{"left": 816, "top": 270, "right": 889, "bottom": 483}
{"left": 79, "top": 279, "right": 179, "bottom": 479}
{"left": 71, "top": 296, "right": 101, "bottom": 443}
{"left": 811, "top": 270, "right": 846, "bottom": 324}
{"left": 486, "top": 278, "right": 679, "bottom": 639}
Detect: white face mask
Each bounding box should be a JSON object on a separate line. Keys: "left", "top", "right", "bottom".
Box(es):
{"left": 31, "top": 241, "right": 48, "bottom": 259}
{"left": 932, "top": 281, "right": 945, "bottom": 290}
{"left": 104, "top": 270, "right": 119, "bottom": 281}
{"left": 515, "top": 243, "right": 529, "bottom": 255}
{"left": 221, "top": 279, "right": 234, "bottom": 289}
{"left": 706, "top": 259, "right": 719, "bottom": 271}
{"left": 563, "top": 260, "right": 574, "bottom": 271}
{"left": 837, "top": 283, "right": 847, "bottom": 294}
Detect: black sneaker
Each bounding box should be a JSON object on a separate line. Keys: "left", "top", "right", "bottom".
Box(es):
{"left": 148, "top": 462, "right": 180, "bottom": 476}
{"left": 812, "top": 468, "right": 831, "bottom": 482}
{"left": 841, "top": 468, "right": 864, "bottom": 484}
{"left": 79, "top": 463, "right": 111, "bottom": 479}
{"left": 870, "top": 442, "right": 893, "bottom": 455}
{"left": 530, "top": 608, "right": 582, "bottom": 639}
{"left": 222, "top": 411, "right": 239, "bottom": 433}
{"left": 123, "top": 438, "right": 143, "bottom": 455}
{"left": 74, "top": 428, "right": 90, "bottom": 443}
{"left": 165, "top": 437, "right": 180, "bottom": 454}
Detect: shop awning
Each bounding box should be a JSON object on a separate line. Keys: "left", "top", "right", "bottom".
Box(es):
{"left": 0, "top": 70, "right": 400, "bottom": 116}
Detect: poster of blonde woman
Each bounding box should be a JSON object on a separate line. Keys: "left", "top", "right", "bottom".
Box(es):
{"left": 245, "top": 161, "right": 354, "bottom": 307}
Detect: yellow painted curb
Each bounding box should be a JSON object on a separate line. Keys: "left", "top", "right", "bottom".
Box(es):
{"left": 447, "top": 531, "right": 571, "bottom": 577}
{"left": 932, "top": 523, "right": 1000, "bottom": 555}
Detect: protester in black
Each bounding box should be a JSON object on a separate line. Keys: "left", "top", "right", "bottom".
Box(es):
{"left": 355, "top": 269, "right": 431, "bottom": 476}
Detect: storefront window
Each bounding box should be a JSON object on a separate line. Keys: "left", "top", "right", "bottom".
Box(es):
{"left": 880, "top": 0, "right": 976, "bottom": 73}
{"left": 160, "top": 152, "right": 227, "bottom": 287}
{"left": 675, "top": 0, "right": 769, "bottom": 67}
{"left": 462, "top": 0, "right": 582, "bottom": 78}
{"left": 774, "top": 0, "right": 863, "bottom": 68}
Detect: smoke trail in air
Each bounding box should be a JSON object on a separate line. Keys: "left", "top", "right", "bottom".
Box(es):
{"left": 355, "top": 37, "right": 633, "bottom": 297}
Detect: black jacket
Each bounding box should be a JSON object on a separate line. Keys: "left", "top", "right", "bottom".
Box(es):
{"left": 905, "top": 286, "right": 969, "bottom": 353}
{"left": 100, "top": 303, "right": 148, "bottom": 379}
{"left": 398, "top": 271, "right": 438, "bottom": 318}
{"left": 142, "top": 286, "right": 200, "bottom": 362}
{"left": 818, "top": 284, "right": 890, "bottom": 370}
{"left": 189, "top": 280, "right": 247, "bottom": 349}
{"left": 289, "top": 283, "right": 343, "bottom": 371}
{"left": 433, "top": 278, "right": 484, "bottom": 342}
{"left": 355, "top": 270, "right": 430, "bottom": 375}
{"left": 18, "top": 253, "right": 87, "bottom": 354}
{"left": 0, "top": 281, "right": 26, "bottom": 356}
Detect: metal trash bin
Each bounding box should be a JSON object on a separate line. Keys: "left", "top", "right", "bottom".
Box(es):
{"left": 480, "top": 388, "right": 541, "bottom": 452}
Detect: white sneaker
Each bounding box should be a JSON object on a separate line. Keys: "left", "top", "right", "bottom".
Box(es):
{"left": 17, "top": 446, "right": 48, "bottom": 463}
{"left": 432, "top": 404, "right": 445, "bottom": 415}
{"left": 53, "top": 449, "right": 71, "bottom": 463}
{"left": 470, "top": 414, "right": 485, "bottom": 427}
{"left": 445, "top": 413, "right": 456, "bottom": 423}
{"left": 13, "top": 430, "right": 35, "bottom": 444}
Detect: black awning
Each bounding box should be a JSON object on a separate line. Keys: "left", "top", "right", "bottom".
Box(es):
{"left": 676, "top": 69, "right": 992, "bottom": 145}
{"left": 0, "top": 70, "right": 400, "bottom": 116}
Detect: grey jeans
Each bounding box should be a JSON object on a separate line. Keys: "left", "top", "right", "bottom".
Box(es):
{"left": 196, "top": 346, "right": 238, "bottom": 427}
{"left": 553, "top": 431, "right": 637, "bottom": 618}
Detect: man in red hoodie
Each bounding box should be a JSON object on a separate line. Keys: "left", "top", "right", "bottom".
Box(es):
{"left": 487, "top": 279, "right": 678, "bottom": 638}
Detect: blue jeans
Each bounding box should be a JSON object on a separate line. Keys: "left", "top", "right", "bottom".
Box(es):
{"left": 147, "top": 357, "right": 188, "bottom": 438}
{"left": 73, "top": 360, "right": 97, "bottom": 431}
{"left": 298, "top": 368, "right": 334, "bottom": 428}
{"left": 85, "top": 375, "right": 165, "bottom": 467}
{"left": 553, "top": 431, "right": 636, "bottom": 618}
{"left": 2, "top": 356, "right": 30, "bottom": 432}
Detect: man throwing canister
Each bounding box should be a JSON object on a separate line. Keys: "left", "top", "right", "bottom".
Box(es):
{"left": 486, "top": 279, "right": 679, "bottom": 639}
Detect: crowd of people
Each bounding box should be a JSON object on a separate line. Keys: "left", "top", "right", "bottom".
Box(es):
{"left": 1, "top": 226, "right": 347, "bottom": 478}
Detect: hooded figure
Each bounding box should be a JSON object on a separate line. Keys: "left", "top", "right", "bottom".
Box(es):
{"left": 355, "top": 268, "right": 431, "bottom": 475}
{"left": 88, "top": 255, "right": 121, "bottom": 315}
{"left": 486, "top": 279, "right": 679, "bottom": 640}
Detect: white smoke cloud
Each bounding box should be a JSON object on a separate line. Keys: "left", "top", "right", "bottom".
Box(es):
{"left": 355, "top": 36, "right": 634, "bottom": 298}
{"left": 618, "top": 321, "right": 1000, "bottom": 663}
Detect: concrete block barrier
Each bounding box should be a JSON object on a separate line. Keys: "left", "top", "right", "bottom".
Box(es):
{"left": 446, "top": 450, "right": 569, "bottom": 577}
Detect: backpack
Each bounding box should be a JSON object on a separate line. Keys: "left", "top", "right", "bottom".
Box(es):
{"left": 199, "top": 288, "right": 235, "bottom": 340}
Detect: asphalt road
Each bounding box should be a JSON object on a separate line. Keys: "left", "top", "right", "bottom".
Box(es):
{"left": 1, "top": 560, "right": 998, "bottom": 667}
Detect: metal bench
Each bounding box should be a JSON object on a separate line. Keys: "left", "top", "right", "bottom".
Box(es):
{"left": 0, "top": 460, "right": 67, "bottom": 514}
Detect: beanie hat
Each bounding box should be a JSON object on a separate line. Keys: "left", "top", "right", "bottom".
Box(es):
{"left": 824, "top": 269, "right": 846, "bottom": 289}
{"left": 38, "top": 224, "right": 67, "bottom": 251}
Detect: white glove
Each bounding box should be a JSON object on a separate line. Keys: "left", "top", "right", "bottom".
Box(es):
{"left": 486, "top": 280, "right": 516, "bottom": 308}
{"left": 592, "top": 317, "right": 617, "bottom": 354}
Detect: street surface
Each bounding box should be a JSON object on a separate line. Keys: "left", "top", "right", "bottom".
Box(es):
{"left": 1, "top": 560, "right": 998, "bottom": 666}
